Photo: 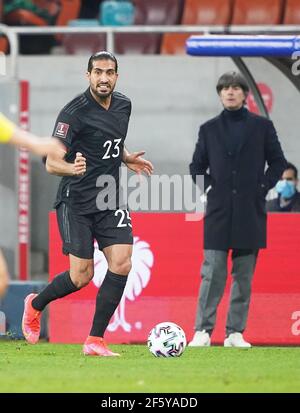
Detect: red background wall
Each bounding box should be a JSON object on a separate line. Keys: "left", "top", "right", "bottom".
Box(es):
{"left": 49, "top": 212, "right": 300, "bottom": 345}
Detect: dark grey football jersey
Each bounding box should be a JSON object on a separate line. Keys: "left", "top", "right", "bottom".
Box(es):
{"left": 52, "top": 88, "right": 131, "bottom": 214}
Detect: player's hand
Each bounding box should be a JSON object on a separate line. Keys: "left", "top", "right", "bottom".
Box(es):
{"left": 73, "top": 152, "right": 87, "bottom": 176}
{"left": 125, "top": 151, "right": 154, "bottom": 176}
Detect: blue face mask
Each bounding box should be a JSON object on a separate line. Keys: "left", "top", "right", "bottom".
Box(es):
{"left": 275, "top": 180, "right": 296, "bottom": 199}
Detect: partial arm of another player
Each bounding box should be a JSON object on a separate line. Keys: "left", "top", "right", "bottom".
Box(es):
{"left": 122, "top": 146, "right": 154, "bottom": 176}
{"left": 0, "top": 113, "right": 63, "bottom": 157}
{"left": 46, "top": 149, "right": 87, "bottom": 176}
{"left": 10, "top": 129, "right": 64, "bottom": 157}
{"left": 0, "top": 249, "right": 9, "bottom": 298}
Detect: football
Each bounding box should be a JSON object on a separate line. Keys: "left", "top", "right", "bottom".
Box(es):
{"left": 147, "top": 322, "right": 187, "bottom": 357}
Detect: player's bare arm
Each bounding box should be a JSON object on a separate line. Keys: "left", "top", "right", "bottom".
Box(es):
{"left": 123, "top": 146, "right": 154, "bottom": 176}
{"left": 10, "top": 130, "right": 63, "bottom": 157}
{"left": 0, "top": 112, "right": 63, "bottom": 157}
{"left": 46, "top": 150, "right": 87, "bottom": 177}
{"left": 0, "top": 249, "right": 9, "bottom": 298}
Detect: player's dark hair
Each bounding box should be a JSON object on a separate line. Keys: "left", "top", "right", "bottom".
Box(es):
{"left": 87, "top": 51, "right": 118, "bottom": 73}
{"left": 286, "top": 162, "right": 298, "bottom": 179}
{"left": 216, "top": 71, "right": 249, "bottom": 95}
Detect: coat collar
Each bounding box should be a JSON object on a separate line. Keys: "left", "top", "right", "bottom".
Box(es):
{"left": 216, "top": 108, "right": 256, "bottom": 158}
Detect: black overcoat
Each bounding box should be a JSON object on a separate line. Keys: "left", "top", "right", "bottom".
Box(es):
{"left": 190, "top": 109, "right": 287, "bottom": 249}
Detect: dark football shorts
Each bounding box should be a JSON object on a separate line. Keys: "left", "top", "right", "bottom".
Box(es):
{"left": 56, "top": 202, "right": 133, "bottom": 259}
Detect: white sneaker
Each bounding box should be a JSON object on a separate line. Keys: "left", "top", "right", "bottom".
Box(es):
{"left": 188, "top": 330, "right": 211, "bottom": 347}
{"left": 224, "top": 332, "right": 251, "bottom": 348}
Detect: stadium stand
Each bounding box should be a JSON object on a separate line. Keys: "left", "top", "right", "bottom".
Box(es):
{"left": 231, "top": 0, "right": 284, "bottom": 25}
{"left": 133, "top": 0, "right": 183, "bottom": 24}
{"left": 181, "top": 0, "right": 232, "bottom": 24}
{"left": 52, "top": 0, "right": 81, "bottom": 27}
{"left": 63, "top": 24, "right": 106, "bottom": 55}
{"left": 51, "top": 0, "right": 88, "bottom": 54}
{"left": 1, "top": 0, "right": 298, "bottom": 56}
{"left": 1, "top": 0, "right": 81, "bottom": 54}
{"left": 115, "top": 0, "right": 183, "bottom": 54}
{"left": 161, "top": 0, "right": 232, "bottom": 55}
{"left": 283, "top": 0, "right": 300, "bottom": 24}
{"left": 79, "top": 0, "right": 103, "bottom": 19}
{"left": 2, "top": 0, "right": 72, "bottom": 54}
{"left": 3, "top": 1, "right": 50, "bottom": 54}
{"left": 4, "top": 2, "right": 52, "bottom": 27}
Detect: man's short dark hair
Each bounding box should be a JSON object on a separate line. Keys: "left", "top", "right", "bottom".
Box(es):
{"left": 286, "top": 162, "right": 298, "bottom": 179}
{"left": 216, "top": 71, "right": 250, "bottom": 95}
{"left": 87, "top": 51, "right": 118, "bottom": 73}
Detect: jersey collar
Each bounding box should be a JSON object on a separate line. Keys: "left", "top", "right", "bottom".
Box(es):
{"left": 85, "top": 87, "right": 114, "bottom": 111}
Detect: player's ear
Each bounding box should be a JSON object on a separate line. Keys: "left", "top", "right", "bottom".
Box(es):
{"left": 86, "top": 71, "right": 91, "bottom": 81}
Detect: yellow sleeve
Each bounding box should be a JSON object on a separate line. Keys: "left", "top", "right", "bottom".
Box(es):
{"left": 0, "top": 113, "right": 15, "bottom": 143}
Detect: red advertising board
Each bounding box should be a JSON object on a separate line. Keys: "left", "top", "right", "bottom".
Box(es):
{"left": 49, "top": 212, "right": 300, "bottom": 345}
{"left": 247, "top": 82, "right": 273, "bottom": 114}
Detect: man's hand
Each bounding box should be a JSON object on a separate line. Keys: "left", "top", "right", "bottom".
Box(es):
{"left": 73, "top": 152, "right": 87, "bottom": 176}
{"left": 124, "top": 151, "right": 154, "bottom": 176}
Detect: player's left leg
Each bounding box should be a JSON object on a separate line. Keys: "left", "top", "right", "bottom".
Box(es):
{"left": 83, "top": 244, "right": 132, "bottom": 357}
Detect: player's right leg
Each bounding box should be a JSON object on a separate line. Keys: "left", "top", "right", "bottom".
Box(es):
{"left": 22, "top": 203, "right": 95, "bottom": 344}
{"left": 83, "top": 210, "right": 133, "bottom": 357}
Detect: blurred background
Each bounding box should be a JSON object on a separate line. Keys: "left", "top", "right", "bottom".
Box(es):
{"left": 0, "top": 1, "right": 299, "bottom": 286}
{"left": 0, "top": 0, "right": 300, "bottom": 278}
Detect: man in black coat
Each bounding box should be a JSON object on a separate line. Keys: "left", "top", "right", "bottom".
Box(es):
{"left": 189, "top": 71, "right": 287, "bottom": 348}
{"left": 267, "top": 162, "right": 300, "bottom": 212}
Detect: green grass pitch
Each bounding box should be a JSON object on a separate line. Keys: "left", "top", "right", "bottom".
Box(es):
{"left": 0, "top": 341, "right": 299, "bottom": 393}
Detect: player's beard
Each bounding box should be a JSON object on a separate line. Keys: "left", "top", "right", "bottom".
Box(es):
{"left": 92, "top": 83, "right": 115, "bottom": 100}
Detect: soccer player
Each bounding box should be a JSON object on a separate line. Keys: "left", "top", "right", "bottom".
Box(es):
{"left": 22, "top": 51, "right": 154, "bottom": 356}
{"left": 0, "top": 112, "right": 63, "bottom": 297}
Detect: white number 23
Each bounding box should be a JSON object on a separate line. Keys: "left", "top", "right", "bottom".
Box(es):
{"left": 102, "top": 139, "right": 122, "bottom": 159}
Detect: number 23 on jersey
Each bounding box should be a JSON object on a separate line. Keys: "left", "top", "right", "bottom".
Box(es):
{"left": 102, "top": 138, "right": 122, "bottom": 159}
